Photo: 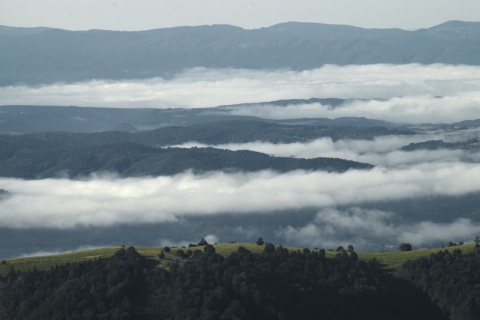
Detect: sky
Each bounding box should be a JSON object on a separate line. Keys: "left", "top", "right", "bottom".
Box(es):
{"left": 1, "top": 0, "right": 480, "bottom": 31}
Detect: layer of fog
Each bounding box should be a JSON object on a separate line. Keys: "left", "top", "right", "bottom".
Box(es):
{"left": 170, "top": 134, "right": 480, "bottom": 167}
{"left": 278, "top": 208, "right": 480, "bottom": 249}
{"left": 1, "top": 161, "right": 480, "bottom": 229}
{"left": 224, "top": 93, "right": 480, "bottom": 124}
{"left": 1, "top": 64, "right": 480, "bottom": 123}
{"left": 16, "top": 245, "right": 108, "bottom": 258}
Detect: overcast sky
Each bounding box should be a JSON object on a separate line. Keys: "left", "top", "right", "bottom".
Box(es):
{"left": 1, "top": 0, "right": 480, "bottom": 31}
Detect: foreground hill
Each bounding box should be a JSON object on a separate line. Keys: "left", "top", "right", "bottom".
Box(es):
{"left": 0, "top": 244, "right": 457, "bottom": 320}
{"left": 0, "top": 244, "right": 480, "bottom": 320}
{"left": 1, "top": 242, "right": 477, "bottom": 275}
{"left": 1, "top": 21, "right": 480, "bottom": 85}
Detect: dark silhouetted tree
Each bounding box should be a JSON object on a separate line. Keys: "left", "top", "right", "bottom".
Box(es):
{"left": 399, "top": 243, "right": 413, "bottom": 251}
{"left": 198, "top": 238, "right": 208, "bottom": 246}
{"left": 204, "top": 244, "right": 216, "bottom": 256}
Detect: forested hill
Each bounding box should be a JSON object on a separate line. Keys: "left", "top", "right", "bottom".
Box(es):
{"left": 401, "top": 139, "right": 480, "bottom": 151}
{"left": 1, "top": 21, "right": 480, "bottom": 85}
{"left": 19, "top": 120, "right": 413, "bottom": 145}
{"left": 0, "top": 246, "right": 448, "bottom": 320}
{"left": 0, "top": 104, "right": 404, "bottom": 134}
{"left": 400, "top": 249, "right": 480, "bottom": 320}
{"left": 0, "top": 136, "right": 371, "bottom": 179}
{"left": 0, "top": 120, "right": 400, "bottom": 178}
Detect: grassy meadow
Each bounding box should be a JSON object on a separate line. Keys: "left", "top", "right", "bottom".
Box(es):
{"left": 0, "top": 242, "right": 477, "bottom": 276}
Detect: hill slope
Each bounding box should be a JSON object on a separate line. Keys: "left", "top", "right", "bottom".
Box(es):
{"left": 0, "top": 134, "right": 372, "bottom": 178}
{"left": 5, "top": 244, "right": 477, "bottom": 319}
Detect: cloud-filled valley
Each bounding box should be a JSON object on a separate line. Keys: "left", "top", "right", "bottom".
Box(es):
{"left": 171, "top": 134, "right": 480, "bottom": 167}
{"left": 1, "top": 64, "right": 480, "bottom": 124}
{"left": 1, "top": 63, "right": 480, "bottom": 256}
{"left": 1, "top": 160, "right": 479, "bottom": 229}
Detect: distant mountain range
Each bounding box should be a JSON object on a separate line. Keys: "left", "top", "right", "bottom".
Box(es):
{"left": 1, "top": 20, "right": 479, "bottom": 86}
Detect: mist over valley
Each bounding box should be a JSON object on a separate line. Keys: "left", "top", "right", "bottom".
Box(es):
{"left": 0, "top": 22, "right": 480, "bottom": 259}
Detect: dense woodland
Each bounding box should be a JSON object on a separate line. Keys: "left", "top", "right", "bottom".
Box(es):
{"left": 2, "top": 245, "right": 467, "bottom": 320}
{"left": 2, "top": 120, "right": 414, "bottom": 145}
{"left": 0, "top": 120, "right": 396, "bottom": 179}
{"left": 400, "top": 248, "right": 480, "bottom": 320}
{"left": 401, "top": 139, "right": 480, "bottom": 151}
{"left": 0, "top": 138, "right": 371, "bottom": 179}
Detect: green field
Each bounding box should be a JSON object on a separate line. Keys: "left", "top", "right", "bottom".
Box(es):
{"left": 0, "top": 242, "right": 476, "bottom": 276}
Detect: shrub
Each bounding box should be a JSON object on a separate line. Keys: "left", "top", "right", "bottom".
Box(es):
{"left": 399, "top": 243, "right": 413, "bottom": 252}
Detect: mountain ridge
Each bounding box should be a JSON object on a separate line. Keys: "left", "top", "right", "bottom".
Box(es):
{"left": 1, "top": 20, "right": 479, "bottom": 86}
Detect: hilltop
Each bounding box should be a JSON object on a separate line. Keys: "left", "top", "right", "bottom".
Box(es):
{"left": 1, "top": 241, "right": 476, "bottom": 275}
{"left": 2, "top": 242, "right": 479, "bottom": 319}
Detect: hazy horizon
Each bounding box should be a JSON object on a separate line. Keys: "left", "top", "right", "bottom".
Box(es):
{"left": 1, "top": 0, "right": 480, "bottom": 31}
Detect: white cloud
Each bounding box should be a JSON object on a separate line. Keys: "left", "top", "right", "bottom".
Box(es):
{"left": 278, "top": 208, "right": 397, "bottom": 249}
{"left": 1, "top": 64, "right": 480, "bottom": 123}
{"left": 204, "top": 234, "right": 219, "bottom": 244}
{"left": 15, "top": 245, "right": 109, "bottom": 258}
{"left": 277, "top": 208, "right": 480, "bottom": 249}
{"left": 397, "top": 219, "right": 479, "bottom": 246}
{"left": 225, "top": 94, "right": 480, "bottom": 124}
{"left": 157, "top": 239, "right": 191, "bottom": 248}
{"left": 1, "top": 162, "right": 480, "bottom": 229}
{"left": 170, "top": 135, "right": 479, "bottom": 167}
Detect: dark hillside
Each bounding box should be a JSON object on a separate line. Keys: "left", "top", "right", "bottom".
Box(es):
{"left": 0, "top": 104, "right": 402, "bottom": 134}
{"left": 0, "top": 246, "right": 448, "bottom": 320}
{"left": 400, "top": 248, "right": 480, "bottom": 320}
{"left": 0, "top": 135, "right": 372, "bottom": 178}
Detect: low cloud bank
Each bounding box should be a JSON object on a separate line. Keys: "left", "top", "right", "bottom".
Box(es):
{"left": 1, "top": 64, "right": 480, "bottom": 123}
{"left": 278, "top": 208, "right": 479, "bottom": 249}
{"left": 226, "top": 93, "right": 480, "bottom": 124}
{"left": 16, "top": 245, "right": 108, "bottom": 258}
{"left": 171, "top": 135, "right": 480, "bottom": 167}
{"left": 1, "top": 162, "right": 479, "bottom": 229}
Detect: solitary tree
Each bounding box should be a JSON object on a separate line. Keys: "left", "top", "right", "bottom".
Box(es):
{"left": 256, "top": 237, "right": 264, "bottom": 245}
{"left": 399, "top": 243, "right": 413, "bottom": 252}
{"left": 347, "top": 245, "right": 355, "bottom": 253}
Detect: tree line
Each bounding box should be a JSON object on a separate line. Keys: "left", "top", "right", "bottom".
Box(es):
{"left": 0, "top": 245, "right": 451, "bottom": 320}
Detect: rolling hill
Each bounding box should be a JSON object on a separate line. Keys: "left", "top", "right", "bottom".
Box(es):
{"left": 1, "top": 242, "right": 477, "bottom": 319}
